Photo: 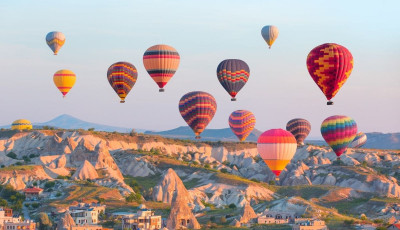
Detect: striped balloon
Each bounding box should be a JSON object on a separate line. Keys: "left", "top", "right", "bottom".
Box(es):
{"left": 321, "top": 115, "right": 357, "bottom": 158}
{"left": 261, "top": 25, "right": 279, "bottom": 49}
{"left": 229, "top": 110, "right": 256, "bottom": 142}
{"left": 257, "top": 129, "right": 297, "bottom": 177}
{"left": 286, "top": 118, "right": 311, "bottom": 146}
{"left": 46, "top": 31, "right": 65, "bottom": 55}
{"left": 217, "top": 59, "right": 250, "bottom": 101}
{"left": 107, "top": 62, "right": 138, "bottom": 103}
{"left": 143, "top": 44, "right": 180, "bottom": 92}
{"left": 53, "top": 70, "right": 76, "bottom": 97}
{"left": 350, "top": 132, "right": 367, "bottom": 148}
{"left": 179, "top": 91, "right": 217, "bottom": 139}
{"left": 307, "top": 43, "right": 353, "bottom": 105}
{"left": 11, "top": 119, "right": 32, "bottom": 130}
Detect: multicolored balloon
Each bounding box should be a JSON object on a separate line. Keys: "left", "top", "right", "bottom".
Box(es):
{"left": 321, "top": 115, "right": 357, "bottom": 158}
{"left": 257, "top": 129, "right": 297, "bottom": 177}
{"left": 306, "top": 43, "right": 354, "bottom": 105}
{"left": 46, "top": 31, "right": 65, "bottom": 55}
{"left": 350, "top": 132, "right": 367, "bottom": 148}
{"left": 143, "top": 44, "right": 180, "bottom": 92}
{"left": 261, "top": 25, "right": 279, "bottom": 49}
{"left": 216, "top": 59, "right": 250, "bottom": 101}
{"left": 11, "top": 119, "right": 32, "bottom": 130}
{"left": 229, "top": 110, "right": 256, "bottom": 142}
{"left": 53, "top": 70, "right": 76, "bottom": 98}
{"left": 286, "top": 118, "right": 311, "bottom": 146}
{"left": 107, "top": 62, "right": 138, "bottom": 103}
{"left": 179, "top": 91, "right": 217, "bottom": 139}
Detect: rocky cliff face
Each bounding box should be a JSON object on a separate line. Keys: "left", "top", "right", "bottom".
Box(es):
{"left": 166, "top": 193, "right": 201, "bottom": 230}
{"left": 0, "top": 165, "right": 52, "bottom": 190}
{"left": 280, "top": 145, "right": 400, "bottom": 197}
{"left": 71, "top": 160, "right": 99, "bottom": 180}
{"left": 152, "top": 168, "right": 190, "bottom": 204}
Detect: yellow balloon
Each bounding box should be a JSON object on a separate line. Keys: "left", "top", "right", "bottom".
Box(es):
{"left": 53, "top": 70, "right": 76, "bottom": 97}
{"left": 11, "top": 119, "right": 32, "bottom": 130}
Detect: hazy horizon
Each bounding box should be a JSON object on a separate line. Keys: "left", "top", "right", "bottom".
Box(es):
{"left": 0, "top": 0, "right": 399, "bottom": 138}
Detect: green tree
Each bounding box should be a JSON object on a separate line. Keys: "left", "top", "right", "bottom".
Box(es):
{"left": 88, "top": 128, "right": 95, "bottom": 131}
{"left": 204, "top": 163, "right": 210, "bottom": 169}
{"left": 220, "top": 168, "right": 228, "bottom": 173}
{"left": 6, "top": 152, "right": 17, "bottom": 159}
{"left": 125, "top": 193, "right": 142, "bottom": 203}
{"left": 228, "top": 203, "right": 236, "bottom": 209}
{"left": 37, "top": 212, "right": 52, "bottom": 230}
{"left": 0, "top": 198, "right": 8, "bottom": 207}
{"left": 269, "top": 180, "right": 276, "bottom": 185}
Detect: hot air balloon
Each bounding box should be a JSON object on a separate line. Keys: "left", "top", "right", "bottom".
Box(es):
{"left": 53, "top": 70, "right": 76, "bottom": 98}
{"left": 216, "top": 59, "right": 250, "bottom": 101}
{"left": 11, "top": 119, "right": 32, "bottom": 130}
{"left": 46, "top": 31, "right": 65, "bottom": 55}
{"left": 229, "top": 110, "right": 256, "bottom": 142}
{"left": 143, "top": 44, "right": 180, "bottom": 92}
{"left": 179, "top": 91, "right": 217, "bottom": 139}
{"left": 257, "top": 129, "right": 297, "bottom": 178}
{"left": 350, "top": 132, "right": 367, "bottom": 148}
{"left": 306, "top": 43, "right": 354, "bottom": 105}
{"left": 321, "top": 115, "right": 357, "bottom": 160}
{"left": 107, "top": 62, "right": 138, "bottom": 103}
{"left": 286, "top": 118, "right": 311, "bottom": 146}
{"left": 261, "top": 25, "right": 279, "bottom": 49}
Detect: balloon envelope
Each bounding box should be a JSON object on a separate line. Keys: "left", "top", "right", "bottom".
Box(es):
{"left": 229, "top": 110, "right": 256, "bottom": 142}
{"left": 143, "top": 44, "right": 180, "bottom": 91}
{"left": 107, "top": 62, "right": 138, "bottom": 103}
{"left": 179, "top": 91, "right": 217, "bottom": 139}
{"left": 53, "top": 70, "right": 76, "bottom": 97}
{"left": 257, "top": 129, "right": 297, "bottom": 177}
{"left": 261, "top": 25, "right": 279, "bottom": 48}
{"left": 216, "top": 59, "right": 250, "bottom": 101}
{"left": 350, "top": 132, "right": 367, "bottom": 148}
{"left": 286, "top": 118, "right": 311, "bottom": 146}
{"left": 321, "top": 115, "right": 357, "bottom": 157}
{"left": 11, "top": 119, "right": 32, "bottom": 130}
{"left": 46, "top": 31, "right": 65, "bottom": 55}
{"left": 306, "top": 43, "right": 353, "bottom": 104}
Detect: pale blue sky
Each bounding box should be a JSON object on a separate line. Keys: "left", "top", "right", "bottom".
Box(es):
{"left": 0, "top": 0, "right": 399, "bottom": 138}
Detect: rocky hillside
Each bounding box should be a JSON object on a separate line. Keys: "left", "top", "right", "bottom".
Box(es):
{"left": 1, "top": 129, "right": 400, "bottom": 225}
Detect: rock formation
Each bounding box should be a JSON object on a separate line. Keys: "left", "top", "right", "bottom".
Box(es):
{"left": 71, "top": 160, "right": 99, "bottom": 180}
{"left": 239, "top": 202, "right": 257, "bottom": 224}
{"left": 166, "top": 192, "right": 200, "bottom": 230}
{"left": 152, "top": 168, "right": 191, "bottom": 204}
{"left": 57, "top": 212, "right": 76, "bottom": 230}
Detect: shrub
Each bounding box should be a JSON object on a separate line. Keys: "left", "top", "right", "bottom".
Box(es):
{"left": 220, "top": 168, "right": 228, "bottom": 173}
{"left": 204, "top": 163, "right": 210, "bottom": 169}
{"left": 125, "top": 193, "right": 142, "bottom": 203}
{"left": 269, "top": 180, "right": 276, "bottom": 185}
{"left": 32, "top": 203, "right": 40, "bottom": 209}
{"left": 228, "top": 203, "right": 237, "bottom": 209}
{"left": 56, "top": 192, "right": 62, "bottom": 197}
{"left": 44, "top": 181, "right": 55, "bottom": 189}
{"left": 6, "top": 152, "right": 17, "bottom": 159}
{"left": 88, "top": 128, "right": 95, "bottom": 131}
{"left": 250, "top": 178, "right": 260, "bottom": 183}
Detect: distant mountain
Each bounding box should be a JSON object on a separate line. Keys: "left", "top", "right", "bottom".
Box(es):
{"left": 0, "top": 114, "right": 145, "bottom": 133}
{"left": 35, "top": 114, "right": 146, "bottom": 133}
{"left": 145, "top": 126, "right": 262, "bottom": 142}
{"left": 146, "top": 127, "right": 400, "bottom": 150}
